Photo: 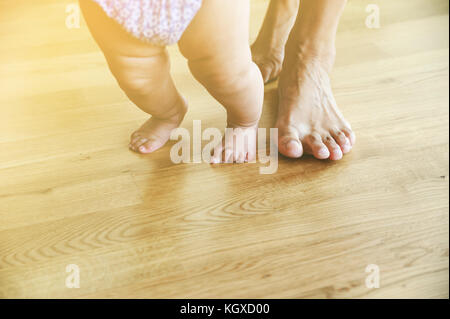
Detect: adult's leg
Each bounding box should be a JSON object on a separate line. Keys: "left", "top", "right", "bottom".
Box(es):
{"left": 251, "top": 0, "right": 300, "bottom": 83}
{"left": 276, "top": 0, "right": 356, "bottom": 160}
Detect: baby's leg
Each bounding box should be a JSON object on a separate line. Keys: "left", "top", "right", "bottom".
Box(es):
{"left": 178, "top": 0, "right": 264, "bottom": 163}
{"left": 79, "top": 0, "right": 187, "bottom": 154}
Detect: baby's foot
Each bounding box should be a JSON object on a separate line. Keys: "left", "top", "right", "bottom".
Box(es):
{"left": 129, "top": 96, "right": 187, "bottom": 154}
{"left": 251, "top": 0, "right": 299, "bottom": 83}
{"left": 210, "top": 124, "right": 258, "bottom": 164}
{"left": 210, "top": 76, "right": 262, "bottom": 164}
{"left": 205, "top": 61, "right": 263, "bottom": 164}
{"left": 276, "top": 49, "right": 355, "bottom": 160}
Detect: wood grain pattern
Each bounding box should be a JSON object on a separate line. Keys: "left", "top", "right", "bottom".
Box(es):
{"left": 0, "top": 0, "right": 448, "bottom": 298}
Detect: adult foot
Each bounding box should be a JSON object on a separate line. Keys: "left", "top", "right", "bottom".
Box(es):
{"left": 251, "top": 43, "right": 284, "bottom": 84}
{"left": 276, "top": 47, "right": 355, "bottom": 160}
{"left": 251, "top": 0, "right": 299, "bottom": 83}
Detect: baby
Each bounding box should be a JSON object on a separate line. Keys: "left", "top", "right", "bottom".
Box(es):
{"left": 79, "top": 0, "right": 264, "bottom": 163}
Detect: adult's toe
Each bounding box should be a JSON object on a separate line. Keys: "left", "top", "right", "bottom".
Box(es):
{"left": 323, "top": 135, "right": 343, "bottom": 161}
{"left": 305, "top": 133, "right": 330, "bottom": 160}
{"left": 277, "top": 126, "right": 304, "bottom": 158}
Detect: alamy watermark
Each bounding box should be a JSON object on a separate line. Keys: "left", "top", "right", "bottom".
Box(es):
{"left": 365, "top": 264, "right": 380, "bottom": 289}
{"left": 65, "top": 264, "right": 80, "bottom": 288}
{"left": 65, "top": 3, "right": 81, "bottom": 29}
{"left": 365, "top": 4, "right": 381, "bottom": 29}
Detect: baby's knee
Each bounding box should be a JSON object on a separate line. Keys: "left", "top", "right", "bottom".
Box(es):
{"left": 188, "top": 52, "right": 254, "bottom": 93}
{"left": 116, "top": 75, "right": 154, "bottom": 97}
{"left": 107, "top": 52, "right": 169, "bottom": 97}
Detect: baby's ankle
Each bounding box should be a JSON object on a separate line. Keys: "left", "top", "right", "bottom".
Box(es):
{"left": 153, "top": 94, "right": 188, "bottom": 123}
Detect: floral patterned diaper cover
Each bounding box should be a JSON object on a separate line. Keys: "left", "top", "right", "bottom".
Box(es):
{"left": 92, "top": 0, "right": 203, "bottom": 46}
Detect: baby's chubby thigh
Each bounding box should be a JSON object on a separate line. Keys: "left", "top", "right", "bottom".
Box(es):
{"left": 178, "top": 0, "right": 251, "bottom": 59}
{"left": 178, "top": 0, "right": 253, "bottom": 84}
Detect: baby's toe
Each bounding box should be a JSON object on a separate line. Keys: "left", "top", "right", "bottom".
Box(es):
{"left": 129, "top": 137, "right": 148, "bottom": 152}
{"left": 130, "top": 132, "right": 141, "bottom": 143}
{"left": 211, "top": 143, "right": 223, "bottom": 164}
{"left": 223, "top": 146, "right": 234, "bottom": 163}
{"left": 235, "top": 150, "right": 246, "bottom": 164}
{"left": 138, "top": 138, "right": 164, "bottom": 154}
{"left": 247, "top": 146, "right": 257, "bottom": 163}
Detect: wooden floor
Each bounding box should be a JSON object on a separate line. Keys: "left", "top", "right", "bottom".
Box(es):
{"left": 0, "top": 0, "right": 448, "bottom": 298}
